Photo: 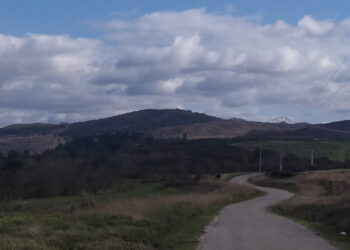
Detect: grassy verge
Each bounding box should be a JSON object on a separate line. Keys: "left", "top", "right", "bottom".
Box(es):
{"left": 0, "top": 176, "right": 262, "bottom": 250}
{"left": 162, "top": 190, "right": 265, "bottom": 250}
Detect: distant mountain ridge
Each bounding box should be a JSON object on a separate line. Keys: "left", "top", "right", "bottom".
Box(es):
{"left": 320, "top": 120, "right": 350, "bottom": 132}
{"left": 0, "top": 109, "right": 350, "bottom": 154}
{"left": 0, "top": 109, "right": 220, "bottom": 153}
{"left": 0, "top": 109, "right": 219, "bottom": 137}
{"left": 62, "top": 109, "right": 221, "bottom": 137}
{"left": 0, "top": 123, "right": 64, "bottom": 136}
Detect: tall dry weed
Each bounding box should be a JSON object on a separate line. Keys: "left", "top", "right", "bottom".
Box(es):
{"left": 78, "top": 182, "right": 255, "bottom": 218}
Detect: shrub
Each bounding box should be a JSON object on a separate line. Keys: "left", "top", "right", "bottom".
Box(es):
{"left": 266, "top": 171, "right": 295, "bottom": 178}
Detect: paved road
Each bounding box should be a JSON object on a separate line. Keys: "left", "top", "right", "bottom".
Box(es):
{"left": 198, "top": 174, "right": 338, "bottom": 250}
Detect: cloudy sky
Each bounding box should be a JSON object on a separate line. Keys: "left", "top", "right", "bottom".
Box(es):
{"left": 1, "top": 0, "right": 350, "bottom": 126}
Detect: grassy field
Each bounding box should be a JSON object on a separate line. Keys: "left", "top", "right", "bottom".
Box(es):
{"left": 0, "top": 176, "right": 261, "bottom": 250}
{"left": 238, "top": 140, "right": 350, "bottom": 162}
{"left": 251, "top": 170, "right": 350, "bottom": 249}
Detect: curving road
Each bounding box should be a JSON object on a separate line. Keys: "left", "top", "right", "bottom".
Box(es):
{"left": 198, "top": 174, "right": 338, "bottom": 250}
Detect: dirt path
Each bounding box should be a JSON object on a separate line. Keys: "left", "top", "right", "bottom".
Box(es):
{"left": 198, "top": 174, "right": 338, "bottom": 250}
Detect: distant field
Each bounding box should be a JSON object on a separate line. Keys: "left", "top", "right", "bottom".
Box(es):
{"left": 237, "top": 140, "right": 350, "bottom": 162}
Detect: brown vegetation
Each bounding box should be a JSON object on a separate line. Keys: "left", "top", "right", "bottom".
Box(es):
{"left": 252, "top": 170, "right": 350, "bottom": 239}
{"left": 79, "top": 181, "right": 255, "bottom": 219}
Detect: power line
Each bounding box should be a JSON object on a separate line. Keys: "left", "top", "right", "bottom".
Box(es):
{"left": 314, "top": 78, "right": 350, "bottom": 111}
{"left": 296, "top": 53, "right": 350, "bottom": 121}
{"left": 305, "top": 54, "right": 349, "bottom": 110}
{"left": 328, "top": 85, "right": 350, "bottom": 113}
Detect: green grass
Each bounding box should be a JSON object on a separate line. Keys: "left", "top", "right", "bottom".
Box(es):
{"left": 0, "top": 176, "right": 263, "bottom": 250}
{"left": 162, "top": 190, "right": 265, "bottom": 250}
{"left": 0, "top": 215, "right": 26, "bottom": 233}
{"left": 0, "top": 181, "right": 187, "bottom": 250}
{"left": 239, "top": 140, "right": 350, "bottom": 162}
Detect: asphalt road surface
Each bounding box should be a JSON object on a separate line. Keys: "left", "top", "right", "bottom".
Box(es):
{"left": 198, "top": 174, "right": 338, "bottom": 250}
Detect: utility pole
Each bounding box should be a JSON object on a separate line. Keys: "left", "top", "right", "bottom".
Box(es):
{"left": 279, "top": 135, "right": 283, "bottom": 172}
{"left": 311, "top": 149, "right": 314, "bottom": 168}
{"left": 273, "top": 117, "right": 291, "bottom": 172}
{"left": 259, "top": 139, "right": 262, "bottom": 172}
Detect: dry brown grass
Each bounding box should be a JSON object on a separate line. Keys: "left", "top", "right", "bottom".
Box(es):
{"left": 79, "top": 181, "right": 255, "bottom": 219}
{"left": 288, "top": 169, "right": 350, "bottom": 204}
{"left": 254, "top": 169, "right": 350, "bottom": 237}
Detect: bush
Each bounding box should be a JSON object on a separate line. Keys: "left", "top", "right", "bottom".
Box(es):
{"left": 266, "top": 171, "right": 295, "bottom": 178}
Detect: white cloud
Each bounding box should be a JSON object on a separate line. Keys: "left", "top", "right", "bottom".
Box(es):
{"left": 1, "top": 10, "right": 350, "bottom": 126}
{"left": 298, "top": 16, "right": 335, "bottom": 35}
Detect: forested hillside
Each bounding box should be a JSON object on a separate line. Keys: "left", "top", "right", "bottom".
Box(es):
{"left": 0, "top": 130, "right": 347, "bottom": 200}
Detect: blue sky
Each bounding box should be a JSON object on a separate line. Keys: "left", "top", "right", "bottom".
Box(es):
{"left": 1, "top": 0, "right": 349, "bottom": 37}
{"left": 0, "top": 1, "right": 350, "bottom": 125}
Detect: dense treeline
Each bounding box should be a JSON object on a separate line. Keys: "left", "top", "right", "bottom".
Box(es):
{"left": 0, "top": 131, "right": 348, "bottom": 200}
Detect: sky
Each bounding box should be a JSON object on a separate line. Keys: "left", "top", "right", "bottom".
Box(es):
{"left": 1, "top": 0, "right": 350, "bottom": 126}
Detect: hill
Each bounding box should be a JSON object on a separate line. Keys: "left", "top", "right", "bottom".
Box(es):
{"left": 1, "top": 108, "right": 350, "bottom": 154}
{"left": 62, "top": 109, "right": 220, "bottom": 137}
{"left": 0, "top": 109, "right": 220, "bottom": 153}
{"left": 321, "top": 120, "right": 350, "bottom": 131}
{"left": 0, "top": 123, "right": 64, "bottom": 136}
